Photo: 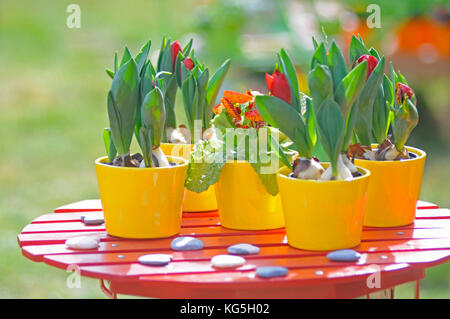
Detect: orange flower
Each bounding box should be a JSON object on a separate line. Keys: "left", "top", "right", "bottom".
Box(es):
{"left": 224, "top": 90, "right": 253, "bottom": 104}
{"left": 213, "top": 103, "right": 224, "bottom": 115}
{"left": 244, "top": 109, "right": 264, "bottom": 122}
{"left": 234, "top": 122, "right": 250, "bottom": 129}
{"left": 221, "top": 97, "right": 241, "bottom": 121}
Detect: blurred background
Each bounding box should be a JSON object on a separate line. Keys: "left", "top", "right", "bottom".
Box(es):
{"left": 0, "top": 0, "right": 448, "bottom": 298}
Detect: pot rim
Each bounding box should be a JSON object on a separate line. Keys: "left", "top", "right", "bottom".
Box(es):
{"left": 160, "top": 142, "right": 193, "bottom": 146}
{"left": 95, "top": 155, "right": 188, "bottom": 170}
{"left": 354, "top": 144, "right": 426, "bottom": 165}
{"left": 277, "top": 162, "right": 370, "bottom": 184}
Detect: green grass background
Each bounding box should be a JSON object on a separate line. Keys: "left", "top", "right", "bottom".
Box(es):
{"left": 0, "top": 0, "right": 448, "bottom": 298}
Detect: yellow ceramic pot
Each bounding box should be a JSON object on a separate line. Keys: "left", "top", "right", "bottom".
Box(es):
{"left": 95, "top": 156, "right": 187, "bottom": 239}
{"left": 160, "top": 143, "right": 217, "bottom": 212}
{"left": 354, "top": 145, "right": 426, "bottom": 227}
{"left": 277, "top": 164, "right": 370, "bottom": 251}
{"left": 215, "top": 161, "right": 284, "bottom": 230}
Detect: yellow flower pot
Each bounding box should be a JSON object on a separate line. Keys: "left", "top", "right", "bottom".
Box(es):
{"left": 354, "top": 145, "right": 426, "bottom": 227}
{"left": 95, "top": 156, "right": 188, "bottom": 239}
{"left": 160, "top": 143, "right": 217, "bottom": 212}
{"left": 215, "top": 161, "right": 284, "bottom": 230}
{"left": 277, "top": 164, "right": 370, "bottom": 251}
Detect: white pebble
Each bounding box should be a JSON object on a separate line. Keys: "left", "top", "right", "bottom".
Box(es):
{"left": 138, "top": 254, "right": 172, "bottom": 266}
{"left": 211, "top": 255, "right": 245, "bottom": 268}
{"left": 65, "top": 236, "right": 100, "bottom": 250}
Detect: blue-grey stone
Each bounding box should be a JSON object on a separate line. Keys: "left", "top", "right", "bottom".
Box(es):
{"left": 326, "top": 249, "right": 361, "bottom": 262}
{"left": 256, "top": 266, "right": 289, "bottom": 278}
{"left": 81, "top": 213, "right": 105, "bottom": 225}
{"left": 170, "top": 236, "right": 204, "bottom": 251}
{"left": 227, "top": 243, "right": 260, "bottom": 255}
{"left": 138, "top": 254, "right": 172, "bottom": 266}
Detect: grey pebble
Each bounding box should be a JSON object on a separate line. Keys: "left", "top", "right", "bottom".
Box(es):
{"left": 326, "top": 249, "right": 361, "bottom": 262}
{"left": 81, "top": 213, "right": 105, "bottom": 225}
{"left": 256, "top": 266, "right": 289, "bottom": 278}
{"left": 138, "top": 254, "right": 172, "bottom": 266}
{"left": 170, "top": 236, "right": 204, "bottom": 251}
{"left": 227, "top": 243, "right": 260, "bottom": 255}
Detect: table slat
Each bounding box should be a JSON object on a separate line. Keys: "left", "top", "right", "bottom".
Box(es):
{"left": 53, "top": 199, "right": 438, "bottom": 213}
{"left": 76, "top": 250, "right": 450, "bottom": 281}
{"left": 39, "top": 238, "right": 450, "bottom": 271}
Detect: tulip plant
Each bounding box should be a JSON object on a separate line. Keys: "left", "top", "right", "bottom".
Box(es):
{"left": 348, "top": 36, "right": 419, "bottom": 161}
{"left": 151, "top": 37, "right": 231, "bottom": 144}
{"left": 185, "top": 89, "right": 290, "bottom": 196}
{"left": 256, "top": 38, "right": 385, "bottom": 180}
{"left": 156, "top": 37, "right": 192, "bottom": 139}
{"left": 103, "top": 40, "right": 171, "bottom": 167}
{"left": 174, "top": 48, "right": 231, "bottom": 144}
{"left": 255, "top": 48, "right": 324, "bottom": 179}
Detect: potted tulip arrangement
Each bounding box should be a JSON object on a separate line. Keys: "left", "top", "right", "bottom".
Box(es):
{"left": 255, "top": 40, "right": 378, "bottom": 251}
{"left": 347, "top": 36, "right": 425, "bottom": 227}
{"left": 158, "top": 37, "right": 231, "bottom": 212}
{"left": 96, "top": 40, "right": 188, "bottom": 239}
{"left": 184, "top": 87, "right": 292, "bottom": 230}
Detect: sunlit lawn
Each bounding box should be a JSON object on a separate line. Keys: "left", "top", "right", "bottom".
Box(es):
{"left": 0, "top": 0, "right": 448, "bottom": 298}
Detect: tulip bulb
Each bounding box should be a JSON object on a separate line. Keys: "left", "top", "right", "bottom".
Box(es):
{"left": 320, "top": 154, "right": 353, "bottom": 181}
{"left": 292, "top": 157, "right": 325, "bottom": 180}
{"left": 341, "top": 155, "right": 360, "bottom": 176}
{"left": 167, "top": 127, "right": 188, "bottom": 144}
{"left": 151, "top": 147, "right": 171, "bottom": 167}
{"left": 384, "top": 144, "right": 409, "bottom": 161}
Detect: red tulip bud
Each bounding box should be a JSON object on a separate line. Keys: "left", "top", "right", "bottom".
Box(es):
{"left": 183, "top": 57, "right": 194, "bottom": 70}
{"left": 170, "top": 40, "right": 182, "bottom": 69}
{"left": 265, "top": 69, "right": 291, "bottom": 104}
{"left": 396, "top": 82, "right": 415, "bottom": 106}
{"left": 354, "top": 54, "right": 378, "bottom": 79}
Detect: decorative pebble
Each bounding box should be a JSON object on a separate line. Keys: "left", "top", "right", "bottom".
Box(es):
{"left": 256, "top": 266, "right": 289, "bottom": 278}
{"left": 170, "top": 236, "right": 204, "bottom": 251}
{"left": 65, "top": 236, "right": 99, "bottom": 250}
{"left": 211, "top": 255, "right": 245, "bottom": 268}
{"left": 81, "top": 213, "right": 105, "bottom": 225}
{"left": 227, "top": 243, "right": 260, "bottom": 255}
{"left": 326, "top": 249, "right": 361, "bottom": 262}
{"left": 138, "top": 254, "right": 172, "bottom": 266}
{"left": 81, "top": 216, "right": 105, "bottom": 226}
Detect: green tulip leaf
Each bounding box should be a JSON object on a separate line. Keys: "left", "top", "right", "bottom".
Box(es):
{"left": 205, "top": 59, "right": 231, "bottom": 126}
{"left": 141, "top": 86, "right": 165, "bottom": 147}
{"left": 328, "top": 41, "right": 348, "bottom": 92}
{"left": 310, "top": 42, "right": 328, "bottom": 69}
{"left": 393, "top": 98, "right": 419, "bottom": 150}
{"left": 103, "top": 128, "right": 117, "bottom": 163}
{"left": 106, "top": 69, "right": 114, "bottom": 79}
{"left": 278, "top": 48, "right": 301, "bottom": 111}
{"left": 255, "top": 95, "right": 313, "bottom": 158}
{"left": 119, "top": 46, "right": 132, "bottom": 68}
{"left": 315, "top": 98, "right": 345, "bottom": 176}
{"left": 353, "top": 56, "right": 385, "bottom": 146}
{"left": 139, "top": 126, "right": 152, "bottom": 167}
{"left": 135, "top": 40, "right": 151, "bottom": 74}
{"left": 108, "top": 58, "right": 140, "bottom": 155}
{"left": 334, "top": 60, "right": 368, "bottom": 120}
{"left": 307, "top": 64, "right": 334, "bottom": 113}
{"left": 349, "top": 35, "right": 370, "bottom": 66}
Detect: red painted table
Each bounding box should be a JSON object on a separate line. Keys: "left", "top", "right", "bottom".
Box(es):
{"left": 18, "top": 200, "right": 450, "bottom": 299}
